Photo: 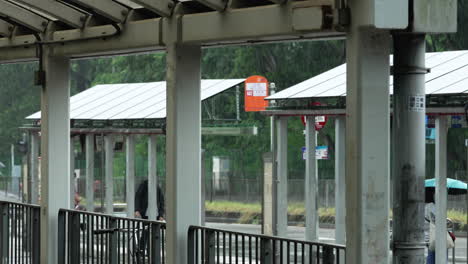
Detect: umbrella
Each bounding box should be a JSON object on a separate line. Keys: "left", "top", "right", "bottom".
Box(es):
{"left": 425, "top": 178, "right": 467, "bottom": 195}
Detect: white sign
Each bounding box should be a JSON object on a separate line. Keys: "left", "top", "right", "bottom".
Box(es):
{"left": 408, "top": 95, "right": 425, "bottom": 112}
{"left": 301, "top": 146, "right": 329, "bottom": 160}
{"left": 246, "top": 82, "right": 267, "bottom": 97}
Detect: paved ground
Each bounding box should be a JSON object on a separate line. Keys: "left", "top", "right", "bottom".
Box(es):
{"left": 207, "top": 222, "right": 467, "bottom": 263}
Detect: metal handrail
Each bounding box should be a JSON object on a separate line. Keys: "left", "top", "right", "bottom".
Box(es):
{"left": 58, "top": 208, "right": 166, "bottom": 264}
{"left": 188, "top": 225, "right": 346, "bottom": 264}
{"left": 0, "top": 200, "right": 40, "bottom": 264}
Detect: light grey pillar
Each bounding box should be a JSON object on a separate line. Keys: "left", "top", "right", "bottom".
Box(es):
{"left": 70, "top": 136, "right": 75, "bottom": 209}
{"left": 148, "top": 134, "right": 158, "bottom": 220}
{"left": 86, "top": 134, "right": 95, "bottom": 212}
{"left": 126, "top": 135, "right": 135, "bottom": 217}
{"left": 166, "top": 43, "right": 202, "bottom": 264}
{"left": 262, "top": 152, "right": 274, "bottom": 235}
{"left": 104, "top": 134, "right": 114, "bottom": 214}
{"left": 305, "top": 116, "right": 318, "bottom": 241}
{"left": 30, "top": 132, "right": 39, "bottom": 204}
{"left": 39, "top": 54, "right": 70, "bottom": 264}
{"left": 346, "top": 28, "right": 391, "bottom": 263}
{"left": 435, "top": 116, "right": 448, "bottom": 262}
{"left": 335, "top": 116, "right": 346, "bottom": 245}
{"left": 275, "top": 117, "right": 288, "bottom": 237}
{"left": 392, "top": 33, "right": 427, "bottom": 263}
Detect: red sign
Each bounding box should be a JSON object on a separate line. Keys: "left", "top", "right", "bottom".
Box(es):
{"left": 301, "top": 115, "right": 328, "bottom": 131}
{"left": 244, "top": 75, "right": 269, "bottom": 112}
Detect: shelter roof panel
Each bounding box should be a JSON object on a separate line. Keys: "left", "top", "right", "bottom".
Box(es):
{"left": 27, "top": 79, "right": 245, "bottom": 121}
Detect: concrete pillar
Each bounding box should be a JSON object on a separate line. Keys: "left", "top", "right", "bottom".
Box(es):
{"left": 70, "top": 136, "right": 75, "bottom": 209}
{"left": 262, "top": 152, "right": 274, "bottom": 235}
{"left": 39, "top": 54, "right": 70, "bottom": 264}
{"left": 305, "top": 116, "right": 318, "bottom": 241}
{"left": 148, "top": 134, "right": 158, "bottom": 220}
{"left": 30, "top": 132, "right": 39, "bottom": 204}
{"left": 392, "top": 33, "right": 427, "bottom": 263}
{"left": 166, "top": 43, "right": 202, "bottom": 264}
{"left": 104, "top": 135, "right": 114, "bottom": 214}
{"left": 435, "top": 116, "right": 448, "bottom": 262}
{"left": 275, "top": 117, "right": 288, "bottom": 237}
{"left": 335, "top": 116, "right": 346, "bottom": 244}
{"left": 345, "top": 27, "right": 391, "bottom": 263}
{"left": 86, "top": 134, "right": 95, "bottom": 212}
{"left": 125, "top": 135, "right": 135, "bottom": 217}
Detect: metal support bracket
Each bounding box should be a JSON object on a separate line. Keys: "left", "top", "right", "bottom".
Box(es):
{"left": 391, "top": 65, "right": 431, "bottom": 75}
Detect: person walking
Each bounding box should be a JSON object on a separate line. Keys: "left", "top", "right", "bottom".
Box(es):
{"left": 134, "top": 179, "right": 165, "bottom": 221}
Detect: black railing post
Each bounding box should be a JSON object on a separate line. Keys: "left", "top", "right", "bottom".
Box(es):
{"left": 0, "top": 202, "right": 9, "bottom": 262}
{"left": 187, "top": 226, "right": 196, "bottom": 264}
{"left": 150, "top": 223, "right": 161, "bottom": 264}
{"left": 31, "top": 206, "right": 40, "bottom": 264}
{"left": 109, "top": 218, "right": 118, "bottom": 264}
{"left": 322, "top": 245, "right": 334, "bottom": 264}
{"left": 204, "top": 229, "right": 215, "bottom": 264}
{"left": 260, "top": 238, "right": 273, "bottom": 264}
{"left": 68, "top": 211, "right": 80, "bottom": 264}
{"left": 57, "top": 210, "right": 66, "bottom": 263}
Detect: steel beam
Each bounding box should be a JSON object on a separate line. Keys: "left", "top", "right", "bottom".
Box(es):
{"left": 305, "top": 116, "right": 318, "bottom": 242}
{"left": 125, "top": 135, "right": 135, "bottom": 217}
{"left": 275, "top": 117, "right": 288, "bottom": 237}
{"left": 12, "top": 0, "right": 87, "bottom": 28}
{"left": 392, "top": 33, "right": 427, "bottom": 263}
{"left": 68, "top": 0, "right": 129, "bottom": 23}
{"left": 85, "top": 134, "right": 95, "bottom": 212}
{"left": 334, "top": 116, "right": 345, "bottom": 245}
{"left": 104, "top": 134, "right": 114, "bottom": 214}
{"left": 166, "top": 42, "right": 202, "bottom": 264}
{"left": 0, "top": 1, "right": 48, "bottom": 32}
{"left": 345, "top": 21, "right": 391, "bottom": 264}
{"left": 193, "top": 0, "right": 226, "bottom": 12}
{"left": 130, "top": 0, "right": 173, "bottom": 17}
{"left": 435, "top": 116, "right": 448, "bottom": 262}
{"left": 147, "top": 134, "right": 158, "bottom": 220}
{"left": 39, "top": 52, "right": 70, "bottom": 264}
{"left": 0, "top": 21, "right": 13, "bottom": 37}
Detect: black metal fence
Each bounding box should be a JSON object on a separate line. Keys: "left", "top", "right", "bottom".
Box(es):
{"left": 188, "top": 226, "right": 346, "bottom": 264}
{"left": 58, "top": 209, "right": 166, "bottom": 264}
{"left": 0, "top": 200, "right": 40, "bottom": 264}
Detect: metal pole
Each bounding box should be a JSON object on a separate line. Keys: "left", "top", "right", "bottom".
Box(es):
{"left": 86, "top": 134, "right": 95, "bottom": 212}
{"left": 346, "top": 26, "right": 391, "bottom": 263}
{"left": 435, "top": 116, "right": 448, "bottom": 262}
{"left": 275, "top": 117, "right": 288, "bottom": 237}
{"left": 335, "top": 116, "right": 346, "bottom": 245}
{"left": 305, "top": 116, "right": 318, "bottom": 242}
{"left": 392, "top": 33, "right": 427, "bottom": 263}
{"left": 125, "top": 135, "right": 135, "bottom": 217}
{"left": 105, "top": 134, "right": 114, "bottom": 214}
{"left": 70, "top": 136, "right": 75, "bottom": 209}
{"left": 30, "top": 132, "right": 39, "bottom": 204}
{"left": 148, "top": 134, "right": 158, "bottom": 220}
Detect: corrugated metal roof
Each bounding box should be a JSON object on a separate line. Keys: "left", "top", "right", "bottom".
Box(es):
{"left": 27, "top": 79, "right": 245, "bottom": 120}
{"left": 267, "top": 50, "right": 468, "bottom": 100}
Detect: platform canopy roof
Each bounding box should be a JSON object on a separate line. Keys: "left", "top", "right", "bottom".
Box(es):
{"left": 267, "top": 50, "right": 468, "bottom": 100}
{"left": 28, "top": 79, "right": 244, "bottom": 121}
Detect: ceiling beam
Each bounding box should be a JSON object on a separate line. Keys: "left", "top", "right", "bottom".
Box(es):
{"left": 193, "top": 0, "right": 227, "bottom": 12}
{"left": 0, "top": 21, "right": 14, "bottom": 37}
{"left": 129, "top": 0, "right": 173, "bottom": 17}
{"left": 67, "top": 0, "right": 129, "bottom": 23}
{"left": 0, "top": 1, "right": 49, "bottom": 32}
{"left": 12, "top": 0, "right": 87, "bottom": 29}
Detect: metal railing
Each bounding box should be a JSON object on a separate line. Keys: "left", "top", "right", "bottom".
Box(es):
{"left": 188, "top": 226, "right": 346, "bottom": 264}
{"left": 58, "top": 209, "right": 166, "bottom": 264}
{"left": 0, "top": 200, "right": 40, "bottom": 264}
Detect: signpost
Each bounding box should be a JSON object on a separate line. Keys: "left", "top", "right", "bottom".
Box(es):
{"left": 244, "top": 75, "right": 269, "bottom": 112}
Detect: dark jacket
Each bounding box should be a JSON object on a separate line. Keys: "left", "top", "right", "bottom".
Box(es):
{"left": 135, "top": 180, "right": 165, "bottom": 219}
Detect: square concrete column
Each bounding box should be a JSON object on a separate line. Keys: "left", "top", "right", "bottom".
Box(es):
{"left": 346, "top": 28, "right": 391, "bottom": 263}
{"left": 29, "top": 131, "right": 40, "bottom": 204}
{"left": 166, "top": 43, "right": 202, "bottom": 264}
{"left": 435, "top": 116, "right": 448, "bottom": 262}
{"left": 334, "top": 116, "right": 346, "bottom": 245}
{"left": 126, "top": 134, "right": 135, "bottom": 217}
{"left": 275, "top": 116, "right": 288, "bottom": 237}
{"left": 40, "top": 54, "right": 70, "bottom": 264}
{"left": 305, "top": 116, "right": 318, "bottom": 242}
{"left": 147, "top": 134, "right": 158, "bottom": 220}
{"left": 104, "top": 134, "right": 114, "bottom": 214}
{"left": 86, "top": 134, "right": 95, "bottom": 212}
{"left": 70, "top": 136, "right": 75, "bottom": 208}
